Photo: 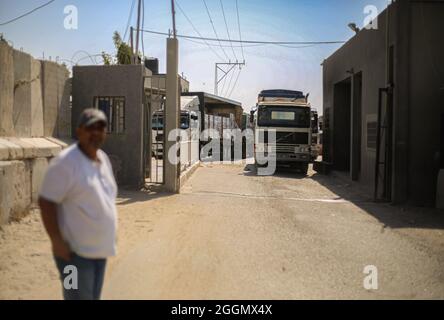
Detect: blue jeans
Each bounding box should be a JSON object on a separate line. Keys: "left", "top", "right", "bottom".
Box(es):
{"left": 54, "top": 253, "right": 107, "bottom": 300}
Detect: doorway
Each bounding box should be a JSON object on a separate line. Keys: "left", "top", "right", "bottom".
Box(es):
{"left": 333, "top": 78, "right": 352, "bottom": 172}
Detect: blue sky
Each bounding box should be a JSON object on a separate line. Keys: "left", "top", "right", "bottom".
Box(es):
{"left": 0, "top": 0, "right": 388, "bottom": 112}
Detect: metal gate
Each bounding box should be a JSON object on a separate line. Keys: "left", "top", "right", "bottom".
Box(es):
{"left": 144, "top": 76, "right": 165, "bottom": 185}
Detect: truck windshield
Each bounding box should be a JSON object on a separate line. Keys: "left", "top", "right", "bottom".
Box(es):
{"left": 257, "top": 106, "right": 310, "bottom": 128}
{"left": 151, "top": 114, "right": 190, "bottom": 130}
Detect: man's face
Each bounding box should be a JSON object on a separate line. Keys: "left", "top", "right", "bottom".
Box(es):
{"left": 76, "top": 122, "right": 107, "bottom": 150}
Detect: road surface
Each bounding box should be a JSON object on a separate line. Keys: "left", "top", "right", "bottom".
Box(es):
{"left": 103, "top": 164, "right": 444, "bottom": 299}
{"left": 1, "top": 163, "right": 444, "bottom": 299}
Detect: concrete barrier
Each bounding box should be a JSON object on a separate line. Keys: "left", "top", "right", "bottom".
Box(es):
{"left": 0, "top": 137, "right": 68, "bottom": 225}
{"left": 31, "top": 158, "right": 48, "bottom": 203}
{"left": 0, "top": 41, "right": 14, "bottom": 136}
{"left": 0, "top": 161, "right": 31, "bottom": 223}
{"left": 12, "top": 50, "right": 44, "bottom": 137}
{"left": 42, "top": 61, "right": 70, "bottom": 137}
{"left": 437, "top": 169, "right": 444, "bottom": 209}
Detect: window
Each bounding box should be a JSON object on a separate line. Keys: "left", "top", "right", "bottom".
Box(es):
{"left": 258, "top": 106, "right": 310, "bottom": 128}
{"left": 94, "top": 97, "right": 125, "bottom": 134}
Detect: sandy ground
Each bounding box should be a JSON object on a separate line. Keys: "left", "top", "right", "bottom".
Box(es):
{"left": 1, "top": 163, "right": 444, "bottom": 300}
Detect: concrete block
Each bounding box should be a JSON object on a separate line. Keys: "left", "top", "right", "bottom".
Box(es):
{"left": 57, "top": 78, "right": 72, "bottom": 138}
{"left": 20, "top": 138, "right": 62, "bottom": 158}
{"left": 31, "top": 59, "right": 44, "bottom": 137}
{"left": 31, "top": 157, "right": 48, "bottom": 203}
{"left": 12, "top": 50, "right": 44, "bottom": 137}
{"left": 13, "top": 50, "right": 33, "bottom": 137}
{"left": 3, "top": 137, "right": 36, "bottom": 159}
{"left": 0, "top": 41, "right": 14, "bottom": 136}
{"left": 41, "top": 61, "right": 70, "bottom": 137}
{"left": 0, "top": 160, "right": 31, "bottom": 223}
{"left": 44, "top": 136, "right": 72, "bottom": 149}
{"left": 437, "top": 169, "right": 444, "bottom": 209}
{"left": 0, "top": 138, "right": 23, "bottom": 160}
{"left": 0, "top": 162, "right": 13, "bottom": 225}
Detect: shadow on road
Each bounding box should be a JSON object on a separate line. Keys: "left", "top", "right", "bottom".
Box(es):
{"left": 243, "top": 163, "right": 444, "bottom": 230}
{"left": 311, "top": 172, "right": 444, "bottom": 231}
{"left": 243, "top": 164, "right": 307, "bottom": 179}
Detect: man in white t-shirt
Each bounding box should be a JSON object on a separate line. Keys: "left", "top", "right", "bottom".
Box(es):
{"left": 39, "top": 108, "right": 118, "bottom": 300}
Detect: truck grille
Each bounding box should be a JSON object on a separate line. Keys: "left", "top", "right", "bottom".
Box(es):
{"left": 276, "top": 132, "right": 309, "bottom": 145}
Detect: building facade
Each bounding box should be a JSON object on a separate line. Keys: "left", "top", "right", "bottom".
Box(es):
{"left": 322, "top": 0, "right": 444, "bottom": 206}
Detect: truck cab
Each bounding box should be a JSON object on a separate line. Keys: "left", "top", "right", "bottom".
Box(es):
{"left": 253, "top": 89, "right": 312, "bottom": 174}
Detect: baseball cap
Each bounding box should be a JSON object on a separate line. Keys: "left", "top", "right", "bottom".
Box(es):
{"left": 77, "top": 108, "right": 108, "bottom": 128}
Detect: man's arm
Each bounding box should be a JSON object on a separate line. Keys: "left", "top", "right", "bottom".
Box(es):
{"left": 38, "top": 197, "right": 71, "bottom": 261}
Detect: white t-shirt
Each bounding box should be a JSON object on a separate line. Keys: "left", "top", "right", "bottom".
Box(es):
{"left": 39, "top": 144, "right": 118, "bottom": 259}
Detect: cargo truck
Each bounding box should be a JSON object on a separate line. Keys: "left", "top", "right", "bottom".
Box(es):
{"left": 252, "top": 89, "right": 312, "bottom": 175}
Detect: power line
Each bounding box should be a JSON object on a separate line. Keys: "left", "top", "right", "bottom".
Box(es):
{"left": 123, "top": 0, "right": 136, "bottom": 42}
{"left": 235, "top": 0, "right": 245, "bottom": 62}
{"left": 202, "top": 0, "right": 230, "bottom": 61}
{"left": 219, "top": 0, "right": 237, "bottom": 61}
{"left": 0, "top": 0, "right": 57, "bottom": 26}
{"left": 174, "top": 0, "right": 224, "bottom": 61}
{"left": 184, "top": 37, "right": 263, "bottom": 48}
{"left": 228, "top": 67, "right": 242, "bottom": 98}
{"left": 138, "top": 28, "right": 346, "bottom": 45}
{"left": 224, "top": 64, "right": 237, "bottom": 97}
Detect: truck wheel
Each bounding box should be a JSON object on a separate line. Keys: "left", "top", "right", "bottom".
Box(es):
{"left": 300, "top": 163, "right": 309, "bottom": 175}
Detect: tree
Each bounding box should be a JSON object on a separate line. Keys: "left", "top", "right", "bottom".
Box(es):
{"left": 113, "top": 31, "right": 134, "bottom": 65}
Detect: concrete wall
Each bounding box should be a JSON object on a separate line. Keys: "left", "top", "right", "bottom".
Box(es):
{"left": 0, "top": 41, "right": 72, "bottom": 225}
{"left": 41, "top": 61, "right": 71, "bottom": 138}
{"left": 72, "top": 65, "right": 148, "bottom": 187}
{"left": 0, "top": 41, "right": 70, "bottom": 139}
{"left": 323, "top": 9, "right": 388, "bottom": 192}
{"left": 407, "top": 1, "right": 444, "bottom": 206}
{"left": 0, "top": 41, "right": 14, "bottom": 136}
{"left": 13, "top": 50, "right": 44, "bottom": 137}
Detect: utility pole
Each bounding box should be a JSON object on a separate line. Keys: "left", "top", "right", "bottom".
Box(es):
{"left": 171, "top": 0, "right": 177, "bottom": 39}
{"left": 130, "top": 27, "right": 134, "bottom": 64}
{"left": 135, "top": 0, "right": 142, "bottom": 64}
{"left": 164, "top": 0, "right": 180, "bottom": 193}
{"left": 214, "top": 61, "right": 245, "bottom": 96}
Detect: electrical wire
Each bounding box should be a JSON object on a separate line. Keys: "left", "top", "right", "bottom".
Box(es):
{"left": 174, "top": 0, "right": 225, "bottom": 61}
{"left": 0, "top": 0, "right": 57, "bottom": 26}
{"left": 202, "top": 0, "right": 230, "bottom": 62}
{"left": 235, "top": 0, "right": 245, "bottom": 62}
{"left": 138, "top": 28, "right": 346, "bottom": 46}
{"left": 219, "top": 0, "right": 237, "bottom": 61}
{"left": 183, "top": 37, "right": 263, "bottom": 48}
{"left": 224, "top": 64, "right": 237, "bottom": 97}
{"left": 228, "top": 67, "right": 242, "bottom": 98}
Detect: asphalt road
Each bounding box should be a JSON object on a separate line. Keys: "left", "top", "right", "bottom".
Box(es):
{"left": 102, "top": 163, "right": 444, "bottom": 299}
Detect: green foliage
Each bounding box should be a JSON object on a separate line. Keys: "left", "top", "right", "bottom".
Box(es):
{"left": 101, "top": 51, "right": 113, "bottom": 65}
{"left": 101, "top": 31, "right": 142, "bottom": 65}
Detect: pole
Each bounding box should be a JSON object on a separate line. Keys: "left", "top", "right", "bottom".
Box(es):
{"left": 214, "top": 64, "right": 218, "bottom": 95}
{"left": 171, "top": 0, "right": 177, "bottom": 38}
{"left": 135, "top": 0, "right": 142, "bottom": 64}
{"left": 130, "top": 27, "right": 134, "bottom": 64}
{"left": 164, "top": 0, "right": 180, "bottom": 192}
